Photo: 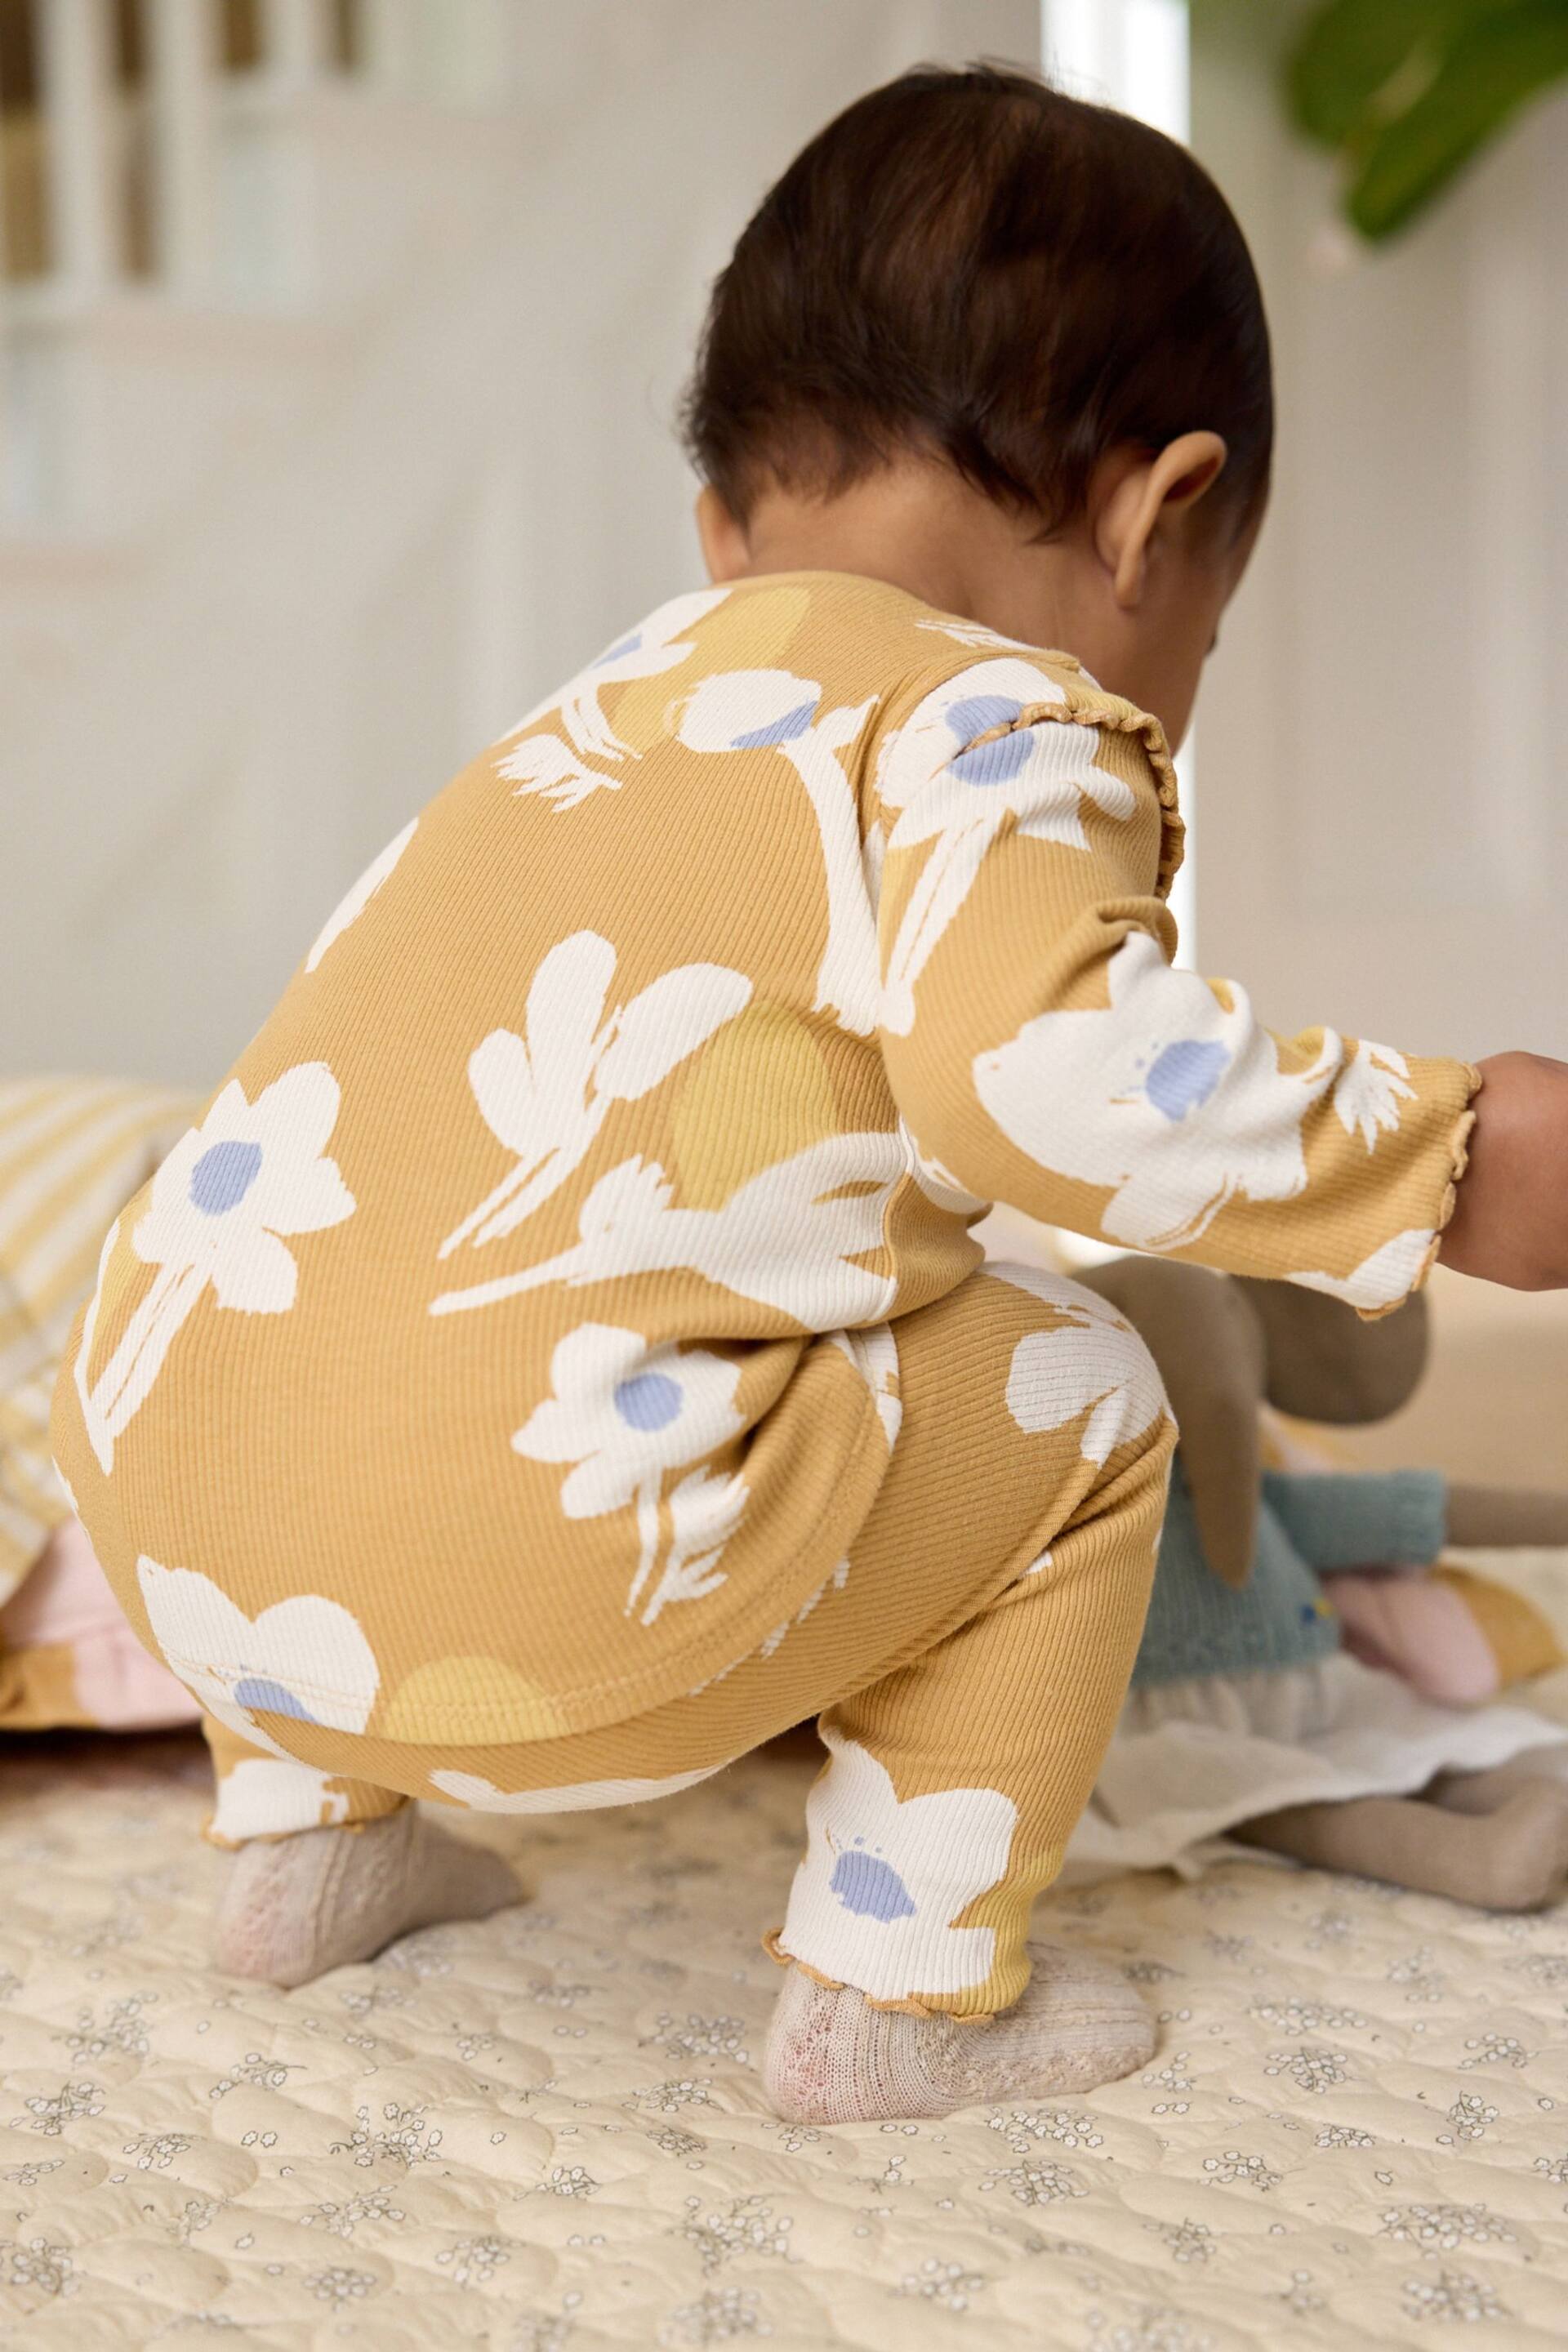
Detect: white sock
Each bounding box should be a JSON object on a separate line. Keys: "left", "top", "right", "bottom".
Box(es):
{"left": 764, "top": 1941, "right": 1154, "bottom": 2123}
{"left": 214, "top": 1807, "right": 520, "bottom": 1988}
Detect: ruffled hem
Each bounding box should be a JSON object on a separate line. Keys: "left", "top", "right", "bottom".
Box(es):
{"left": 961, "top": 693, "right": 1184, "bottom": 902}
{"left": 1361, "top": 1058, "right": 1484, "bottom": 1322}
{"left": 1064, "top": 1651, "right": 1568, "bottom": 1884}
{"left": 760, "top": 1929, "right": 1004, "bottom": 2021}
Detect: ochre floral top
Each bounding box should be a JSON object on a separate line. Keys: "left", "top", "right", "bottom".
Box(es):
{"left": 54, "top": 572, "right": 1477, "bottom": 1741}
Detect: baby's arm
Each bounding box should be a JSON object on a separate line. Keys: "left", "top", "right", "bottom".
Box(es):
{"left": 875, "top": 672, "right": 1562, "bottom": 1313}
{"left": 1437, "top": 1050, "right": 1568, "bottom": 1290}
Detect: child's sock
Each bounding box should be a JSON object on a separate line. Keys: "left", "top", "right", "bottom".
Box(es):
{"left": 763, "top": 1942, "right": 1154, "bottom": 2123}
{"left": 214, "top": 1807, "right": 520, "bottom": 1987}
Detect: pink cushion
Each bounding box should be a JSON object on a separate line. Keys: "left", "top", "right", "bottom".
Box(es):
{"left": 1, "top": 1517, "right": 200, "bottom": 1729}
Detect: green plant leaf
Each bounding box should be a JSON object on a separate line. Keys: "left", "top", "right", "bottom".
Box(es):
{"left": 1287, "top": 0, "right": 1472, "bottom": 143}
{"left": 1343, "top": 2, "right": 1568, "bottom": 236}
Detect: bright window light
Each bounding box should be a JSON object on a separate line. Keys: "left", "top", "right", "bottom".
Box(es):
{"left": 1023, "top": 2, "right": 1196, "bottom": 1271}
{"left": 1039, "top": 0, "right": 1196, "bottom": 971}
{"left": 1040, "top": 0, "right": 1190, "bottom": 139}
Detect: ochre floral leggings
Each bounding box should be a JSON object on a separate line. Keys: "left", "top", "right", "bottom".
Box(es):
{"left": 197, "top": 1265, "right": 1173, "bottom": 2019}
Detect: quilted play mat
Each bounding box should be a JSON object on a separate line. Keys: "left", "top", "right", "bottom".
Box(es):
{"left": 7, "top": 1596, "right": 1568, "bottom": 2352}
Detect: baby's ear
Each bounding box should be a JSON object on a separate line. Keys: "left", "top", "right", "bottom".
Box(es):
{"left": 1078, "top": 1258, "right": 1264, "bottom": 1590}
{"left": 1236, "top": 1279, "right": 1429, "bottom": 1426}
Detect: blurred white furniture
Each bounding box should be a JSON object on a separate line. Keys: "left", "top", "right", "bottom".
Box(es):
{"left": 11, "top": 1, "right": 1557, "bottom": 1094}
{"left": 0, "top": 0, "right": 1038, "bottom": 1085}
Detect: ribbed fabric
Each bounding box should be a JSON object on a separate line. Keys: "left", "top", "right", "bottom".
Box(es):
{"left": 51, "top": 571, "right": 1477, "bottom": 1757}
{"left": 193, "top": 1259, "right": 1175, "bottom": 2015}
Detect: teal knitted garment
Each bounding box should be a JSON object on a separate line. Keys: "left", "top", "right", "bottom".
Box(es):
{"left": 1130, "top": 1463, "right": 1447, "bottom": 1689}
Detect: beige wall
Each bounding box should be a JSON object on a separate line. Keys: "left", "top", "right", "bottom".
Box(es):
{"left": 1191, "top": 6, "right": 1568, "bottom": 1067}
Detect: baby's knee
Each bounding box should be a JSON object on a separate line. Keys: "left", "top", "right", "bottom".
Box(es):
{"left": 987, "top": 1259, "right": 1171, "bottom": 1468}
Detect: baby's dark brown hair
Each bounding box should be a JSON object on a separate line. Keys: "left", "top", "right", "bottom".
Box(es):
{"left": 683, "top": 64, "right": 1272, "bottom": 541}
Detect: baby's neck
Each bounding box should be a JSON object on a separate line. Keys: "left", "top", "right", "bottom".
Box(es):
{"left": 730, "top": 463, "right": 1080, "bottom": 647}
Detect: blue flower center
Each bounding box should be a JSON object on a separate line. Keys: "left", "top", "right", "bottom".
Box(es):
{"left": 949, "top": 733, "right": 1032, "bottom": 786}
{"left": 596, "top": 630, "right": 642, "bottom": 665}
{"left": 947, "top": 693, "right": 1023, "bottom": 738}
{"left": 1144, "top": 1039, "right": 1230, "bottom": 1121}
{"left": 730, "top": 699, "right": 817, "bottom": 749}
{"left": 188, "top": 1138, "right": 264, "bottom": 1216}
{"left": 233, "top": 1675, "right": 319, "bottom": 1724}
{"left": 946, "top": 694, "right": 1030, "bottom": 786}
{"left": 614, "top": 1372, "right": 684, "bottom": 1432}
{"left": 830, "top": 1846, "right": 917, "bottom": 1922}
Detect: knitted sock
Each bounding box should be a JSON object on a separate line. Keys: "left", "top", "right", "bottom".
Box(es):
{"left": 214, "top": 1807, "right": 520, "bottom": 1988}
{"left": 763, "top": 1942, "right": 1154, "bottom": 2123}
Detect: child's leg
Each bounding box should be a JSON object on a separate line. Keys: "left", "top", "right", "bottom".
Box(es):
{"left": 176, "top": 1260, "right": 1169, "bottom": 2043}
{"left": 202, "top": 1716, "right": 518, "bottom": 1986}
{"left": 764, "top": 1372, "right": 1173, "bottom": 2118}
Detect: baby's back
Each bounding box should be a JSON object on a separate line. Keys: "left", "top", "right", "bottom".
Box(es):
{"left": 57, "top": 572, "right": 1050, "bottom": 1738}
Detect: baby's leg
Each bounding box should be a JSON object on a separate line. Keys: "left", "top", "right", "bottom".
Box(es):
{"left": 764, "top": 1264, "right": 1175, "bottom": 2121}
{"left": 203, "top": 1717, "right": 518, "bottom": 1986}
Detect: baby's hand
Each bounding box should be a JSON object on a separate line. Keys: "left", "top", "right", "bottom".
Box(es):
{"left": 1439, "top": 1052, "right": 1568, "bottom": 1290}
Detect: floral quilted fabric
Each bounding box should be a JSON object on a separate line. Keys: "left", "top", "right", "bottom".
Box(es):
{"left": 4, "top": 1669, "right": 1568, "bottom": 2348}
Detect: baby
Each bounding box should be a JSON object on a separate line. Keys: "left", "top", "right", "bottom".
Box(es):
{"left": 52, "top": 66, "right": 1568, "bottom": 2126}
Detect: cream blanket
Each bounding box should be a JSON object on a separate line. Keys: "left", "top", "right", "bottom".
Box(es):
{"left": 4, "top": 1708, "right": 1568, "bottom": 2345}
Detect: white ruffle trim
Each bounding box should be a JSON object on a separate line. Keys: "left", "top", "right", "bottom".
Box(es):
{"left": 1065, "top": 1652, "right": 1568, "bottom": 1883}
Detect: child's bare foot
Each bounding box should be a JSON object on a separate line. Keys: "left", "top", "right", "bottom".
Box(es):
{"left": 214, "top": 1808, "right": 520, "bottom": 1988}
{"left": 763, "top": 1942, "right": 1154, "bottom": 2123}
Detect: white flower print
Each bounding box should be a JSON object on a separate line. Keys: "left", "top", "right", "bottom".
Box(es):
{"left": 648, "top": 1465, "right": 750, "bottom": 1624}
{"left": 211, "top": 1759, "right": 355, "bottom": 1842}
{"left": 496, "top": 730, "right": 599, "bottom": 808}
{"left": 675, "top": 668, "right": 880, "bottom": 1035}
{"left": 878, "top": 668, "right": 1129, "bottom": 1035}
{"left": 512, "top": 1322, "right": 746, "bottom": 1622}
{"left": 827, "top": 1322, "right": 902, "bottom": 1450}
{"left": 428, "top": 1762, "right": 728, "bottom": 1812}
{"left": 987, "top": 1263, "right": 1167, "bottom": 1463}
{"left": 1332, "top": 1038, "right": 1417, "bottom": 1148}
{"left": 73, "top": 1064, "right": 355, "bottom": 1470}
{"left": 431, "top": 1134, "right": 901, "bottom": 1328}
{"left": 779, "top": 1730, "right": 1019, "bottom": 2001}
{"left": 975, "top": 931, "right": 1348, "bottom": 1253}
{"left": 136, "top": 1558, "right": 380, "bottom": 1757}
{"left": 902, "top": 1122, "right": 990, "bottom": 1216}
{"left": 498, "top": 587, "right": 729, "bottom": 808}
{"left": 1287, "top": 1229, "right": 1437, "bottom": 1313}
{"left": 439, "top": 930, "right": 751, "bottom": 1259}
{"left": 305, "top": 818, "right": 417, "bottom": 973}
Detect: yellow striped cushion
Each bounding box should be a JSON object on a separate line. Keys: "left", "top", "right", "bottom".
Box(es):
{"left": 0, "top": 1077, "right": 194, "bottom": 1601}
